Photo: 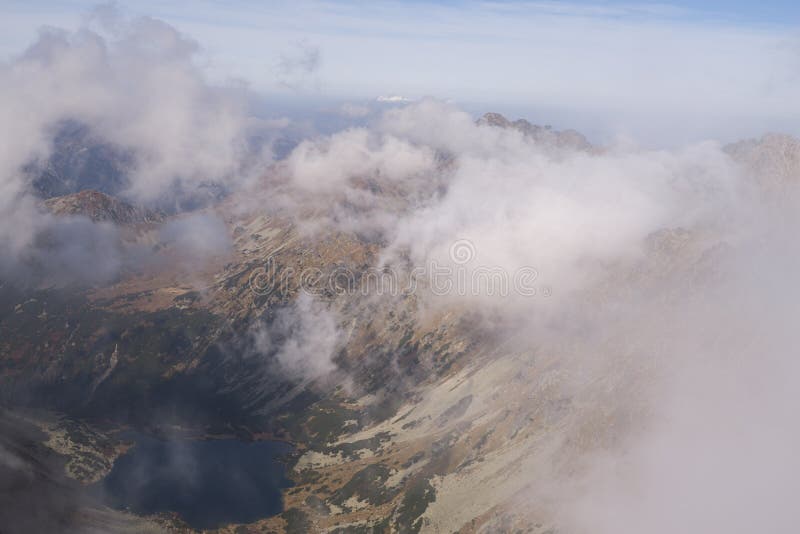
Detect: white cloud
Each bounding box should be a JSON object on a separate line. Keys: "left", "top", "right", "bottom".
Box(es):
{"left": 280, "top": 99, "right": 748, "bottom": 309}
{"left": 277, "top": 101, "right": 800, "bottom": 533}
{"left": 0, "top": 8, "right": 261, "bottom": 283}
{"left": 248, "top": 294, "right": 340, "bottom": 382}
{"left": 3, "top": 6, "right": 800, "bottom": 530}
{"left": 2, "top": 1, "right": 791, "bottom": 142}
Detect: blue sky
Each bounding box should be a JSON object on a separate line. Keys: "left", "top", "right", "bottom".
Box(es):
{"left": 3, "top": 1, "right": 800, "bottom": 144}
{"left": 627, "top": 0, "right": 800, "bottom": 23}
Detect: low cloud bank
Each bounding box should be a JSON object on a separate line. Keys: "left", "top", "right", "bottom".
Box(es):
{"left": 277, "top": 99, "right": 753, "bottom": 310}
{"left": 0, "top": 7, "right": 264, "bottom": 284}
{"left": 275, "top": 99, "right": 800, "bottom": 531}
{"left": 3, "top": 9, "right": 800, "bottom": 531}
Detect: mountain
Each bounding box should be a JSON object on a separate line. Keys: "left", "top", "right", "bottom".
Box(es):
{"left": 44, "top": 190, "right": 163, "bottom": 225}
{"left": 27, "top": 121, "right": 133, "bottom": 200}
{"left": 725, "top": 132, "right": 800, "bottom": 192}
{"left": 25, "top": 120, "right": 233, "bottom": 214}
{"left": 1, "top": 123, "right": 798, "bottom": 533}
{"left": 477, "top": 112, "right": 593, "bottom": 151}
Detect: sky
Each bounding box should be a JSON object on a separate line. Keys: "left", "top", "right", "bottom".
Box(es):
{"left": 4, "top": 5, "right": 800, "bottom": 532}
{"left": 3, "top": 0, "right": 800, "bottom": 144}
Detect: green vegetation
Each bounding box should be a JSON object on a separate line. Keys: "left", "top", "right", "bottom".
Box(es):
{"left": 330, "top": 463, "right": 399, "bottom": 508}
{"left": 282, "top": 508, "right": 313, "bottom": 534}
{"left": 325, "top": 431, "right": 393, "bottom": 460}
{"left": 394, "top": 477, "right": 436, "bottom": 533}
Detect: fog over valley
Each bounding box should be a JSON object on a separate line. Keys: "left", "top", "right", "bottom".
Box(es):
{"left": 1, "top": 2, "right": 799, "bottom": 533}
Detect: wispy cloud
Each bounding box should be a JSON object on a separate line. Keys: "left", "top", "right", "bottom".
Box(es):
{"left": 3, "top": 1, "right": 797, "bottom": 143}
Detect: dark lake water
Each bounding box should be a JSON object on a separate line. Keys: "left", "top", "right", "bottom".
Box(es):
{"left": 94, "top": 433, "right": 294, "bottom": 529}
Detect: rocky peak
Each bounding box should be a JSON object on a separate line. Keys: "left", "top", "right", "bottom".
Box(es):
{"left": 477, "top": 112, "right": 512, "bottom": 128}
{"left": 44, "top": 190, "right": 162, "bottom": 225}
{"left": 477, "top": 112, "right": 592, "bottom": 151}
{"left": 726, "top": 133, "right": 800, "bottom": 192}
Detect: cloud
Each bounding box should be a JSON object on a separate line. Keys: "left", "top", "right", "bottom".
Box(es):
{"left": 157, "top": 212, "right": 232, "bottom": 262}
{"left": 279, "top": 99, "right": 747, "bottom": 309}
{"left": 553, "top": 212, "right": 800, "bottom": 534}
{"left": 275, "top": 97, "right": 800, "bottom": 530}
{"left": 4, "top": 6, "right": 800, "bottom": 531}
{"left": 6, "top": 1, "right": 799, "bottom": 142}
{"left": 248, "top": 294, "right": 340, "bottom": 382}
{"left": 8, "top": 13, "right": 254, "bottom": 202}
{"left": 0, "top": 443, "right": 31, "bottom": 475}
{"left": 0, "top": 7, "right": 260, "bottom": 284}
{"left": 275, "top": 39, "right": 321, "bottom": 90}
{"left": 284, "top": 127, "right": 436, "bottom": 193}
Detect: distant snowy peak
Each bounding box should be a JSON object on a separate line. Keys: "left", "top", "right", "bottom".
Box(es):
{"left": 376, "top": 95, "right": 412, "bottom": 103}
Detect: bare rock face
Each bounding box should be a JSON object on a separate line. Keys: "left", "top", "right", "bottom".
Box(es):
{"left": 726, "top": 133, "right": 800, "bottom": 192}
{"left": 44, "top": 190, "right": 162, "bottom": 225}
{"left": 478, "top": 112, "right": 513, "bottom": 129}
{"left": 0, "top": 409, "right": 166, "bottom": 533}
{"left": 478, "top": 112, "right": 593, "bottom": 151}
{"left": 8, "top": 118, "right": 791, "bottom": 533}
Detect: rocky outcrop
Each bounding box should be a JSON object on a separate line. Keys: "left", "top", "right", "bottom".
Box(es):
{"left": 726, "top": 132, "right": 800, "bottom": 192}
{"left": 478, "top": 112, "right": 593, "bottom": 151}
{"left": 44, "top": 190, "right": 162, "bottom": 225}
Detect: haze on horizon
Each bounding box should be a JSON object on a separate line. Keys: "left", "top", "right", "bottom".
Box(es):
{"left": 3, "top": 2, "right": 800, "bottom": 533}
{"left": 4, "top": 0, "right": 800, "bottom": 145}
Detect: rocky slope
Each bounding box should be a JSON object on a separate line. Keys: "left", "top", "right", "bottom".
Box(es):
{"left": 1, "top": 117, "right": 798, "bottom": 533}
{"left": 477, "top": 112, "right": 593, "bottom": 151}
{"left": 44, "top": 190, "right": 163, "bottom": 225}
